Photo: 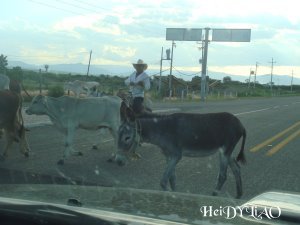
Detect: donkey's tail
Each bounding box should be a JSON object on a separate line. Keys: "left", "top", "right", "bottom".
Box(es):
{"left": 237, "top": 128, "right": 246, "bottom": 164}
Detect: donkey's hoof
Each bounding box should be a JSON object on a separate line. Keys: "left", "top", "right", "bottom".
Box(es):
{"left": 236, "top": 192, "right": 243, "bottom": 199}
{"left": 160, "top": 182, "right": 168, "bottom": 191}
{"left": 0, "top": 155, "right": 5, "bottom": 162}
{"left": 131, "top": 153, "right": 141, "bottom": 160}
{"left": 24, "top": 152, "right": 29, "bottom": 158}
{"left": 57, "top": 159, "right": 64, "bottom": 165}
{"left": 78, "top": 151, "right": 83, "bottom": 156}
{"left": 107, "top": 157, "right": 114, "bottom": 163}
{"left": 212, "top": 191, "right": 219, "bottom": 196}
{"left": 92, "top": 145, "right": 98, "bottom": 150}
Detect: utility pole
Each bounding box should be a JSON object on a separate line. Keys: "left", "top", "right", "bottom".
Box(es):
{"left": 254, "top": 62, "right": 259, "bottom": 89}
{"left": 200, "top": 27, "right": 210, "bottom": 102}
{"left": 86, "top": 50, "right": 92, "bottom": 79}
{"left": 291, "top": 70, "right": 294, "bottom": 92}
{"left": 159, "top": 47, "right": 163, "bottom": 93}
{"left": 39, "top": 68, "right": 42, "bottom": 94}
{"left": 248, "top": 68, "right": 253, "bottom": 89}
{"left": 268, "top": 58, "right": 276, "bottom": 93}
{"left": 169, "top": 41, "right": 175, "bottom": 98}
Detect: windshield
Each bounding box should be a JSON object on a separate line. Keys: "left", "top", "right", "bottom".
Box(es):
{"left": 0, "top": 0, "right": 299, "bottom": 224}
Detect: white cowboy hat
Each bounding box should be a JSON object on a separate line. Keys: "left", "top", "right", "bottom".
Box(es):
{"left": 132, "top": 59, "right": 148, "bottom": 70}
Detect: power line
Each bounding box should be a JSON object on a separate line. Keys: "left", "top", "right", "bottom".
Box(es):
{"left": 172, "top": 66, "right": 201, "bottom": 76}
{"left": 54, "top": 0, "right": 105, "bottom": 15}
{"left": 149, "top": 68, "right": 169, "bottom": 77}
{"left": 28, "top": 0, "right": 86, "bottom": 16}
{"left": 72, "top": 0, "right": 111, "bottom": 12}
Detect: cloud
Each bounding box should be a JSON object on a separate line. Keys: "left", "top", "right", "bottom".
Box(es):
{"left": 92, "top": 57, "right": 130, "bottom": 66}
{"left": 53, "top": 14, "right": 124, "bottom": 35}
{"left": 102, "top": 45, "right": 137, "bottom": 58}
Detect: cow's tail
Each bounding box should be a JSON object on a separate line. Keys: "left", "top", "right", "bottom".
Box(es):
{"left": 236, "top": 128, "right": 246, "bottom": 164}
{"left": 20, "top": 82, "right": 32, "bottom": 98}
{"left": 17, "top": 94, "right": 26, "bottom": 137}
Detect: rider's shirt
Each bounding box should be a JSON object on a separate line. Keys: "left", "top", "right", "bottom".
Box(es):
{"left": 124, "top": 72, "right": 150, "bottom": 98}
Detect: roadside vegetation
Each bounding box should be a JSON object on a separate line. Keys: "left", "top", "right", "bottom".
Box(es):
{"left": 3, "top": 63, "right": 300, "bottom": 102}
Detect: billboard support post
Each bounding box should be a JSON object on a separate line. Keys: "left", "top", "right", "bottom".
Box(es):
{"left": 166, "top": 28, "right": 251, "bottom": 102}
{"left": 200, "top": 28, "right": 210, "bottom": 102}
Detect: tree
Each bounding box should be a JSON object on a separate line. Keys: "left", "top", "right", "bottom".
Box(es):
{"left": 223, "top": 76, "right": 232, "bottom": 83}
{"left": 0, "top": 54, "right": 8, "bottom": 73}
{"left": 8, "top": 66, "right": 23, "bottom": 81}
{"left": 45, "top": 64, "right": 49, "bottom": 72}
{"left": 190, "top": 76, "right": 201, "bottom": 91}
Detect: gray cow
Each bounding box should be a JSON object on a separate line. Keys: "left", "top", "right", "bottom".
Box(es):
{"left": 26, "top": 95, "right": 122, "bottom": 165}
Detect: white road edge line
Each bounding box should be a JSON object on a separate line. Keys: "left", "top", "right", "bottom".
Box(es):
{"left": 234, "top": 108, "right": 271, "bottom": 116}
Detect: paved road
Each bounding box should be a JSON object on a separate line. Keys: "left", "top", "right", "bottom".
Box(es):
{"left": 1, "top": 96, "right": 299, "bottom": 201}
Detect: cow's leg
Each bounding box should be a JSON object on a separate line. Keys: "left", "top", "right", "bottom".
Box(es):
{"left": 229, "top": 157, "right": 243, "bottom": 199}
{"left": 92, "top": 128, "right": 108, "bottom": 150}
{"left": 2, "top": 131, "right": 14, "bottom": 160}
{"left": 58, "top": 127, "right": 81, "bottom": 165}
{"left": 160, "top": 154, "right": 181, "bottom": 191}
{"left": 19, "top": 128, "right": 30, "bottom": 157}
{"left": 106, "top": 126, "right": 120, "bottom": 163}
{"left": 212, "top": 148, "right": 229, "bottom": 196}
{"left": 20, "top": 131, "right": 30, "bottom": 157}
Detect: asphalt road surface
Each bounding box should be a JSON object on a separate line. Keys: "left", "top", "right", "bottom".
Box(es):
{"left": 1, "top": 96, "right": 299, "bottom": 201}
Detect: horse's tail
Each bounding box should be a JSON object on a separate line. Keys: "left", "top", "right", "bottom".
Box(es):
{"left": 237, "top": 128, "right": 246, "bottom": 164}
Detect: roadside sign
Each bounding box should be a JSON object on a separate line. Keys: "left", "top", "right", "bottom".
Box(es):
{"left": 166, "top": 28, "right": 202, "bottom": 41}
{"left": 212, "top": 29, "right": 251, "bottom": 42}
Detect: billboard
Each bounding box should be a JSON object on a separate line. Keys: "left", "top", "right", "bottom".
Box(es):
{"left": 212, "top": 29, "right": 251, "bottom": 42}
{"left": 166, "top": 28, "right": 202, "bottom": 41}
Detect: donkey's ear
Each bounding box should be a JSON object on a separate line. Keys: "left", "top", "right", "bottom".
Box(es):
{"left": 120, "top": 101, "right": 135, "bottom": 122}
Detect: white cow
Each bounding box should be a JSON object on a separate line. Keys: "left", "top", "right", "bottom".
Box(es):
{"left": 64, "top": 80, "right": 99, "bottom": 97}
{"left": 0, "top": 74, "right": 10, "bottom": 90}
{"left": 25, "top": 95, "right": 122, "bottom": 165}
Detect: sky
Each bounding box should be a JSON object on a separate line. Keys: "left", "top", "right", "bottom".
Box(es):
{"left": 1, "top": 0, "right": 300, "bottom": 80}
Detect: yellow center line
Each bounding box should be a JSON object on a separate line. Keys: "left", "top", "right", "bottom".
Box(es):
{"left": 249, "top": 121, "right": 300, "bottom": 153}
{"left": 266, "top": 129, "right": 300, "bottom": 156}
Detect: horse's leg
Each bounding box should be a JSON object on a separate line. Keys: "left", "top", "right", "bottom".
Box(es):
{"left": 229, "top": 157, "right": 243, "bottom": 198}
{"left": 161, "top": 154, "right": 181, "bottom": 191}
{"left": 212, "top": 148, "right": 229, "bottom": 196}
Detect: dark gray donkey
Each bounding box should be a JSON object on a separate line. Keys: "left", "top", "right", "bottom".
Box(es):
{"left": 116, "top": 111, "right": 246, "bottom": 198}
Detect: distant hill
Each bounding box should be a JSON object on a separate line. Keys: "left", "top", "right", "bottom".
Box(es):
{"left": 8, "top": 61, "right": 300, "bottom": 85}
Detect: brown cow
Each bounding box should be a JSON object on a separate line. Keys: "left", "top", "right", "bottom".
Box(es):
{"left": 9, "top": 79, "right": 22, "bottom": 94}
{"left": 0, "top": 90, "right": 30, "bottom": 160}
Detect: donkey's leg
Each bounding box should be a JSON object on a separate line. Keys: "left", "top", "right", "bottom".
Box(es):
{"left": 107, "top": 125, "right": 138, "bottom": 164}
{"left": 169, "top": 169, "right": 177, "bottom": 191}
{"left": 229, "top": 157, "right": 243, "bottom": 199}
{"left": 161, "top": 155, "right": 181, "bottom": 191}
{"left": 212, "top": 148, "right": 229, "bottom": 196}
